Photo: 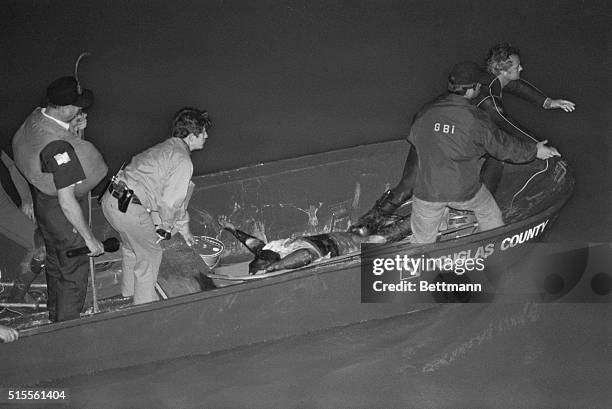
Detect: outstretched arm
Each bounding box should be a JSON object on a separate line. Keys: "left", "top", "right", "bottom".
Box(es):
{"left": 477, "top": 110, "right": 538, "bottom": 164}
{"left": 506, "top": 79, "right": 576, "bottom": 112}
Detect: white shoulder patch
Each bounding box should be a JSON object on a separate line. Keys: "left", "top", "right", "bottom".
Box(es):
{"left": 54, "top": 152, "right": 71, "bottom": 166}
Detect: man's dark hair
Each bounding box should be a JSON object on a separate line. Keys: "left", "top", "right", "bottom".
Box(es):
{"left": 448, "top": 86, "right": 472, "bottom": 96}
{"left": 46, "top": 102, "right": 63, "bottom": 109}
{"left": 447, "top": 61, "right": 482, "bottom": 95}
{"left": 171, "top": 107, "right": 213, "bottom": 139}
{"left": 485, "top": 43, "right": 521, "bottom": 74}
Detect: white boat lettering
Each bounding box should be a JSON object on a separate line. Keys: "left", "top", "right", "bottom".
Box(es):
{"left": 438, "top": 243, "right": 495, "bottom": 263}
{"left": 500, "top": 219, "right": 549, "bottom": 251}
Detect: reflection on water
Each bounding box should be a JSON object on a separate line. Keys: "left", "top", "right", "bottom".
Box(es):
{"left": 43, "top": 302, "right": 610, "bottom": 409}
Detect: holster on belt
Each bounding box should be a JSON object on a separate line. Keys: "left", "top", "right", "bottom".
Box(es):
{"left": 108, "top": 177, "right": 134, "bottom": 213}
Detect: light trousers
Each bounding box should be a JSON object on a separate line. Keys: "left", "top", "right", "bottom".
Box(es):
{"left": 101, "top": 192, "right": 162, "bottom": 304}
{"left": 410, "top": 185, "right": 503, "bottom": 244}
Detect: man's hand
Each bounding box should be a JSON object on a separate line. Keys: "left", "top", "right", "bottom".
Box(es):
{"left": 536, "top": 140, "right": 561, "bottom": 160}
{"left": 217, "top": 216, "right": 235, "bottom": 231}
{"left": 0, "top": 325, "right": 19, "bottom": 343}
{"left": 155, "top": 229, "right": 171, "bottom": 244}
{"left": 69, "top": 113, "right": 88, "bottom": 137}
{"left": 181, "top": 230, "right": 195, "bottom": 246}
{"left": 548, "top": 99, "right": 575, "bottom": 112}
{"left": 20, "top": 202, "right": 36, "bottom": 223}
{"left": 85, "top": 237, "right": 105, "bottom": 257}
{"left": 58, "top": 184, "right": 103, "bottom": 256}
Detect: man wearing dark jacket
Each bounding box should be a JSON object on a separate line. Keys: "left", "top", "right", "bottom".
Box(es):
{"left": 408, "top": 61, "right": 560, "bottom": 244}
{"left": 476, "top": 42, "right": 575, "bottom": 194}
{"left": 349, "top": 43, "right": 574, "bottom": 236}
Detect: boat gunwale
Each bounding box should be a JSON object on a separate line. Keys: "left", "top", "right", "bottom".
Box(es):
{"left": 17, "top": 173, "right": 572, "bottom": 338}
{"left": 189, "top": 139, "right": 406, "bottom": 187}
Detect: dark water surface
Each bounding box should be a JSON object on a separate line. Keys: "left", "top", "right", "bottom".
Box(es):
{"left": 47, "top": 303, "right": 610, "bottom": 409}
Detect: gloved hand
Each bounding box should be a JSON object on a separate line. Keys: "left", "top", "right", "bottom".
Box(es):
{"left": 156, "top": 228, "right": 172, "bottom": 244}
{"left": 69, "top": 112, "right": 88, "bottom": 137}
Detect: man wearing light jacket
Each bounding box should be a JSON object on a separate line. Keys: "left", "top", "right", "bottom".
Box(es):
{"left": 101, "top": 107, "right": 211, "bottom": 304}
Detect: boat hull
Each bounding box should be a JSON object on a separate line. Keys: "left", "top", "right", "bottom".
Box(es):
{"left": 0, "top": 140, "right": 574, "bottom": 386}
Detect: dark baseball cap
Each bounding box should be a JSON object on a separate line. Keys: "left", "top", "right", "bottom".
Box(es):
{"left": 447, "top": 61, "right": 484, "bottom": 91}
{"left": 46, "top": 76, "right": 94, "bottom": 108}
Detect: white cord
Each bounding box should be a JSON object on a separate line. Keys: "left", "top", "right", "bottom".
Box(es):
{"left": 488, "top": 77, "right": 538, "bottom": 143}
{"left": 518, "top": 78, "right": 547, "bottom": 96}
{"left": 484, "top": 77, "right": 550, "bottom": 207}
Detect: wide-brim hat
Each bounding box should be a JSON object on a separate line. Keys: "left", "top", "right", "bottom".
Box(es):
{"left": 46, "top": 76, "right": 94, "bottom": 108}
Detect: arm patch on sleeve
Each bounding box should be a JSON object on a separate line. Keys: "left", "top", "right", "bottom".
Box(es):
{"left": 53, "top": 151, "right": 71, "bottom": 165}
{"left": 40, "top": 140, "right": 86, "bottom": 189}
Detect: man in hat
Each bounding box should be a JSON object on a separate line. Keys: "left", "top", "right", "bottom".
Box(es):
{"left": 100, "top": 107, "right": 211, "bottom": 305}
{"left": 407, "top": 61, "right": 561, "bottom": 244}
{"left": 12, "top": 76, "right": 108, "bottom": 322}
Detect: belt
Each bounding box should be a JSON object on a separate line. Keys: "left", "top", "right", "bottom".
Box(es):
{"left": 108, "top": 182, "right": 142, "bottom": 205}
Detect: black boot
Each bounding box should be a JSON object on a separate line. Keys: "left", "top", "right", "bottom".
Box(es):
{"left": 349, "top": 189, "right": 410, "bottom": 236}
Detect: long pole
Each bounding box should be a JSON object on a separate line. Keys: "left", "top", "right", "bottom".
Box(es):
{"left": 75, "top": 52, "right": 99, "bottom": 314}
{"left": 88, "top": 192, "right": 99, "bottom": 313}
{"left": 0, "top": 302, "right": 47, "bottom": 309}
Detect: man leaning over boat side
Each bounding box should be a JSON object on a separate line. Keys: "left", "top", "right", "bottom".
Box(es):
{"left": 12, "top": 76, "right": 108, "bottom": 322}
{"left": 408, "top": 61, "right": 561, "bottom": 244}
{"left": 0, "top": 150, "right": 46, "bottom": 302}
{"left": 349, "top": 42, "right": 575, "bottom": 237}
{"left": 101, "top": 107, "right": 212, "bottom": 305}
{"left": 476, "top": 42, "right": 575, "bottom": 196}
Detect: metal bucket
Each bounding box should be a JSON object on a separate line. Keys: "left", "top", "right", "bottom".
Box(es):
{"left": 193, "top": 236, "right": 225, "bottom": 269}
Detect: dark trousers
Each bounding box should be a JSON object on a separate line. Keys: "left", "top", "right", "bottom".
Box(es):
{"left": 388, "top": 146, "right": 418, "bottom": 199}
{"left": 480, "top": 156, "right": 504, "bottom": 196}
{"left": 33, "top": 190, "right": 89, "bottom": 322}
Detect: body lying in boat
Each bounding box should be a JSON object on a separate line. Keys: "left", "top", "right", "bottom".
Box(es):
{"left": 217, "top": 209, "right": 477, "bottom": 275}
{"left": 220, "top": 219, "right": 386, "bottom": 274}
